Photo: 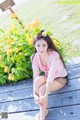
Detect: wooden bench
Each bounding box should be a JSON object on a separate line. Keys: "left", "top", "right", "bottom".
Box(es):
{"left": 0, "top": 63, "right": 80, "bottom": 120}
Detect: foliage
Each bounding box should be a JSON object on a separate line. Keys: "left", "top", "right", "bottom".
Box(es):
{"left": 0, "top": 18, "right": 63, "bottom": 85}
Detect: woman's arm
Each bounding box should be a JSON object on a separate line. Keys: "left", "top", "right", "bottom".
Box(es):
{"left": 47, "top": 51, "right": 67, "bottom": 83}
{"left": 32, "top": 54, "right": 39, "bottom": 80}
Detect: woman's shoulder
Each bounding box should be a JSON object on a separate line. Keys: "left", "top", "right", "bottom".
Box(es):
{"left": 31, "top": 52, "right": 38, "bottom": 62}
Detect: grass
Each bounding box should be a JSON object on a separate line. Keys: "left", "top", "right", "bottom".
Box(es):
{"left": 0, "top": 0, "right": 80, "bottom": 62}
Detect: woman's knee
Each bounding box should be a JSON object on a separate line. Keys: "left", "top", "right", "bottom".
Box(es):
{"left": 34, "top": 76, "right": 47, "bottom": 87}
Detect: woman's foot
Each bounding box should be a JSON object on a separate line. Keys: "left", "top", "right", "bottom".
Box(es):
{"left": 35, "top": 109, "right": 48, "bottom": 120}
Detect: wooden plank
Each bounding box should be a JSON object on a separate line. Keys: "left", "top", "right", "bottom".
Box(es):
{"left": 0, "top": 105, "right": 80, "bottom": 120}
{"left": 47, "top": 105, "right": 80, "bottom": 120}
{"left": 49, "top": 91, "right": 78, "bottom": 107}
{"left": 0, "top": 76, "right": 80, "bottom": 96}
{"left": 67, "top": 66, "right": 80, "bottom": 80}
{"left": 0, "top": 87, "right": 33, "bottom": 102}
{"left": 0, "top": 79, "right": 33, "bottom": 94}
{"left": 62, "top": 91, "right": 77, "bottom": 106}
{"left": 66, "top": 63, "right": 80, "bottom": 69}
{"left": 0, "top": 91, "right": 78, "bottom": 113}
{"left": 0, "top": 78, "right": 80, "bottom": 102}
{"left": 76, "top": 91, "right": 80, "bottom": 104}
{"left": 0, "top": 64, "right": 80, "bottom": 93}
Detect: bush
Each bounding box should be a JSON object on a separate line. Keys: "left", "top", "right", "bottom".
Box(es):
{"left": 0, "top": 18, "right": 63, "bottom": 85}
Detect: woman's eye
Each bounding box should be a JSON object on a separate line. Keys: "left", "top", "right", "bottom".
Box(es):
{"left": 37, "top": 44, "right": 40, "bottom": 47}
{"left": 43, "top": 44, "right": 46, "bottom": 47}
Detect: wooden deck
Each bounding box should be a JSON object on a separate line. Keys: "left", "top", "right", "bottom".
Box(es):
{"left": 0, "top": 63, "right": 80, "bottom": 120}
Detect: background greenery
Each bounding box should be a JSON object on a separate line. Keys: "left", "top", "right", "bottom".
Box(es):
{"left": 0, "top": 0, "right": 80, "bottom": 84}
{"left": 0, "top": 0, "right": 80, "bottom": 60}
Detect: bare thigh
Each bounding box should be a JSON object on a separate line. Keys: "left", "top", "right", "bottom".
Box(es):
{"left": 49, "top": 77, "right": 67, "bottom": 92}
{"left": 39, "top": 77, "right": 67, "bottom": 95}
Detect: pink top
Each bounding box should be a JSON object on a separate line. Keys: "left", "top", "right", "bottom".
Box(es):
{"left": 32, "top": 51, "right": 67, "bottom": 83}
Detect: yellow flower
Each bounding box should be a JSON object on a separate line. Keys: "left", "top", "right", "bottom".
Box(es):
{"left": 4, "top": 66, "right": 9, "bottom": 73}
{"left": 6, "top": 39, "right": 14, "bottom": 44}
{"left": 10, "top": 13, "right": 17, "bottom": 19}
{"left": 6, "top": 49, "right": 14, "bottom": 55}
{"left": 5, "top": 45, "right": 10, "bottom": 51}
{"left": 0, "top": 55, "right": 2, "bottom": 61}
{"left": 8, "top": 73, "right": 15, "bottom": 81}
{"left": 27, "top": 39, "right": 33, "bottom": 45}
{"left": 24, "top": 23, "right": 32, "bottom": 31}
{"left": 42, "top": 31, "right": 47, "bottom": 37}
{"left": 53, "top": 40, "right": 59, "bottom": 46}
{"left": 32, "top": 19, "right": 39, "bottom": 28}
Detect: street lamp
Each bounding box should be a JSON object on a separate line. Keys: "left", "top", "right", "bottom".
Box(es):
{"left": 0, "top": 0, "right": 24, "bottom": 28}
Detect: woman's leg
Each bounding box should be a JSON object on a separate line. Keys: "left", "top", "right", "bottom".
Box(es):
{"left": 49, "top": 77, "right": 67, "bottom": 92}
{"left": 39, "top": 84, "right": 48, "bottom": 120}
{"left": 38, "top": 77, "right": 67, "bottom": 120}
{"left": 34, "top": 76, "right": 47, "bottom": 97}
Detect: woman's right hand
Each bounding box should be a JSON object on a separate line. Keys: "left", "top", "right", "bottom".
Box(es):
{"left": 34, "top": 93, "right": 43, "bottom": 106}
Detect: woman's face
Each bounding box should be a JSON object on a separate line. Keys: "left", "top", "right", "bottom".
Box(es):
{"left": 35, "top": 39, "right": 48, "bottom": 54}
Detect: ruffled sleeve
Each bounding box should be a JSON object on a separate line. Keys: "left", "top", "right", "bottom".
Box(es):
{"left": 47, "top": 51, "right": 64, "bottom": 83}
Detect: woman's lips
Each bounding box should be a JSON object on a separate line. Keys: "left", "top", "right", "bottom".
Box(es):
{"left": 40, "top": 51, "right": 44, "bottom": 53}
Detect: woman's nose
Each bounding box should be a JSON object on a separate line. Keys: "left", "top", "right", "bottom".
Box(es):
{"left": 40, "top": 47, "right": 43, "bottom": 51}
{"left": 40, "top": 47, "right": 43, "bottom": 50}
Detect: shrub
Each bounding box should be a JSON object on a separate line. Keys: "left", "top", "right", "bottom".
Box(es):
{"left": 0, "top": 19, "right": 62, "bottom": 85}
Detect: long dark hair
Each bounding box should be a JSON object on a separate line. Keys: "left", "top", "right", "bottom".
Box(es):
{"left": 32, "top": 30, "right": 66, "bottom": 68}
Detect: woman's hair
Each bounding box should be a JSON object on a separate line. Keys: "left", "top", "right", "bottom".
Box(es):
{"left": 32, "top": 30, "right": 66, "bottom": 67}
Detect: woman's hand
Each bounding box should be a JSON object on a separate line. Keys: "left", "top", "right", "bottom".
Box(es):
{"left": 38, "top": 82, "right": 50, "bottom": 105}
{"left": 33, "top": 93, "right": 41, "bottom": 104}
{"left": 34, "top": 93, "right": 45, "bottom": 106}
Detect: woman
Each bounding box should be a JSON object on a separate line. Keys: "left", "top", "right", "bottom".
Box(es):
{"left": 31, "top": 30, "right": 68, "bottom": 120}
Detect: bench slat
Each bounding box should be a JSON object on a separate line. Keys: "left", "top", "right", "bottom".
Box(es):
{"left": 0, "top": 105, "right": 80, "bottom": 120}
{"left": 0, "top": 90, "right": 79, "bottom": 113}
{"left": 0, "top": 78, "right": 80, "bottom": 102}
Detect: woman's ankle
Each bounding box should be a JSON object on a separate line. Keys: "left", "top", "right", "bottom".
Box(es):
{"left": 39, "top": 110, "right": 48, "bottom": 120}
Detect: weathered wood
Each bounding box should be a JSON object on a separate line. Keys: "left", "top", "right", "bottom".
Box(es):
{"left": 66, "top": 63, "right": 80, "bottom": 68}
{"left": 67, "top": 66, "right": 80, "bottom": 79}
{"left": 0, "top": 78, "right": 80, "bottom": 103}
{"left": 0, "top": 90, "right": 79, "bottom": 113}
{"left": 0, "top": 79, "right": 33, "bottom": 94}
{"left": 0, "top": 87, "right": 33, "bottom": 102}
{"left": 76, "top": 91, "right": 80, "bottom": 104}
{"left": 0, "top": 105, "right": 80, "bottom": 120}
{"left": 0, "top": 63, "right": 80, "bottom": 120}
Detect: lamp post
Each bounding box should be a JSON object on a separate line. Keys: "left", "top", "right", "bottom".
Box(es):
{"left": 0, "top": 0, "right": 24, "bottom": 28}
